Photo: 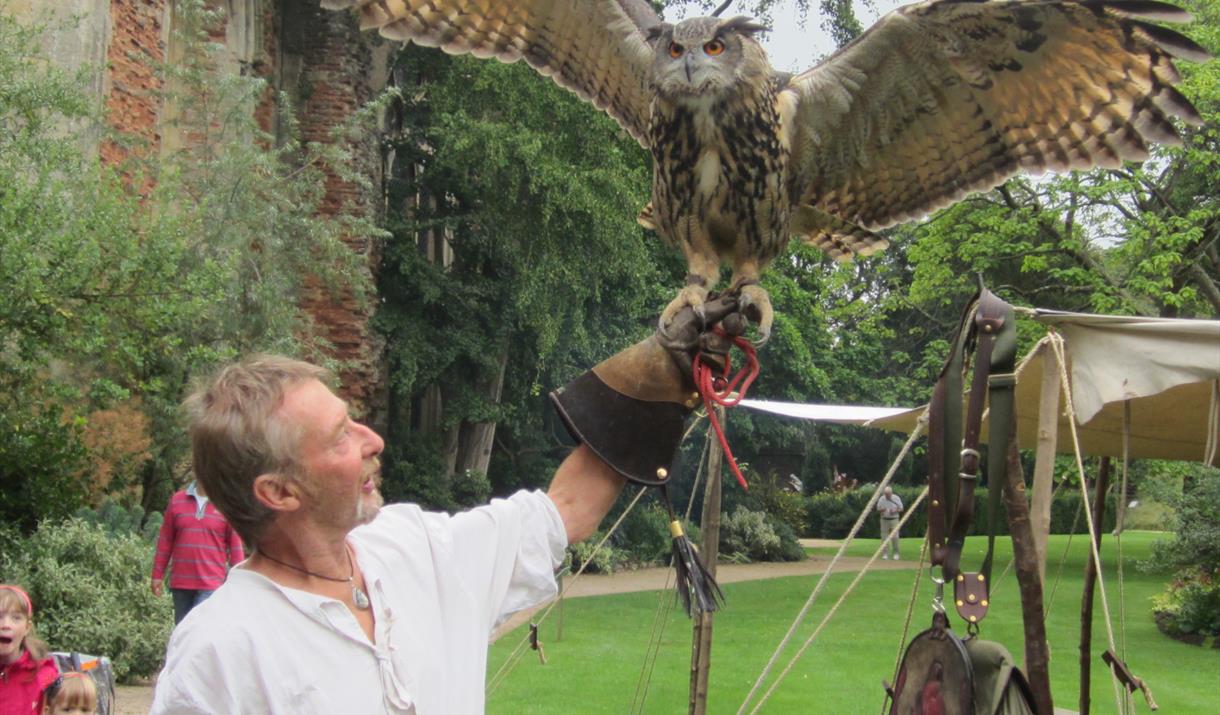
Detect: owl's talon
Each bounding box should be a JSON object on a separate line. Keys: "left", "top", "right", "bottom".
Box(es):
{"left": 737, "top": 283, "right": 773, "bottom": 348}
{"left": 658, "top": 284, "right": 710, "bottom": 348}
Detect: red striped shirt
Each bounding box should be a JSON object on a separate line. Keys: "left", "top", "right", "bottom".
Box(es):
{"left": 152, "top": 490, "right": 245, "bottom": 590}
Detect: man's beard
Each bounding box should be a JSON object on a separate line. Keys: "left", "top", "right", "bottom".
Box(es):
{"left": 354, "top": 459, "right": 384, "bottom": 525}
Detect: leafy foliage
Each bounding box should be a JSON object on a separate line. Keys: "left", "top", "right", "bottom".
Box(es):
{"left": 0, "top": 519, "right": 173, "bottom": 682}
{"left": 1147, "top": 468, "right": 1220, "bottom": 640}
{"left": 1152, "top": 576, "right": 1220, "bottom": 638}
{"left": 74, "top": 498, "right": 163, "bottom": 544}
{"left": 0, "top": 3, "right": 376, "bottom": 528}
{"left": 719, "top": 506, "right": 805, "bottom": 562}
{"left": 377, "top": 46, "right": 672, "bottom": 506}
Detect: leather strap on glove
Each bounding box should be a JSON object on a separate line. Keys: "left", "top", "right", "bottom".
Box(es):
{"left": 549, "top": 296, "right": 742, "bottom": 486}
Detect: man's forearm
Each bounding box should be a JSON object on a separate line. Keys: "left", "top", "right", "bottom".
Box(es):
{"left": 547, "top": 444, "right": 627, "bottom": 544}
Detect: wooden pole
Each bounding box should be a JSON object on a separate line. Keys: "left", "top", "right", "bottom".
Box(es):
{"left": 1079, "top": 457, "right": 1111, "bottom": 715}
{"left": 1002, "top": 416, "right": 1055, "bottom": 715}
{"left": 690, "top": 413, "right": 724, "bottom": 715}
{"left": 1031, "top": 343, "right": 1060, "bottom": 584}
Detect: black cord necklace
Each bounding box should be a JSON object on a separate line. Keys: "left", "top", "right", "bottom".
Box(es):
{"left": 258, "top": 543, "right": 370, "bottom": 610}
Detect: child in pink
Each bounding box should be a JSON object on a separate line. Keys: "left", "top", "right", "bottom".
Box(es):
{"left": 0, "top": 585, "right": 59, "bottom": 715}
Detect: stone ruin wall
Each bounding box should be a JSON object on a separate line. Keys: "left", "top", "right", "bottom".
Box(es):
{"left": 11, "top": 0, "right": 390, "bottom": 419}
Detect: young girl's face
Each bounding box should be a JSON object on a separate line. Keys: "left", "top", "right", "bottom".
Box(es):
{"left": 0, "top": 606, "right": 32, "bottom": 664}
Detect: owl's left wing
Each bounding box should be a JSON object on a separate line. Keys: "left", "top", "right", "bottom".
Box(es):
{"left": 322, "top": 0, "right": 660, "bottom": 147}
{"left": 781, "top": 0, "right": 1210, "bottom": 260}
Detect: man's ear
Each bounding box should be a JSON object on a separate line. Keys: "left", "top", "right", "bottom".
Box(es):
{"left": 252, "top": 472, "right": 303, "bottom": 513}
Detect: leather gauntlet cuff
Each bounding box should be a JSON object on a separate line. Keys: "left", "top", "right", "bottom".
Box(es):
{"left": 550, "top": 336, "right": 701, "bottom": 486}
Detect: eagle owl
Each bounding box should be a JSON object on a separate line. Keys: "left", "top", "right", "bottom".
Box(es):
{"left": 322, "top": 0, "right": 1209, "bottom": 342}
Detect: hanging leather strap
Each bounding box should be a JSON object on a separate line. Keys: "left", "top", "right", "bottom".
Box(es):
{"left": 927, "top": 283, "right": 1017, "bottom": 626}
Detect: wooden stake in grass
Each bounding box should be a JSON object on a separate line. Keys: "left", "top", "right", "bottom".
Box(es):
{"left": 690, "top": 413, "right": 724, "bottom": 715}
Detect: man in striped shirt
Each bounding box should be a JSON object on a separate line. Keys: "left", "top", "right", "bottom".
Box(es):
{"left": 151, "top": 481, "right": 245, "bottom": 623}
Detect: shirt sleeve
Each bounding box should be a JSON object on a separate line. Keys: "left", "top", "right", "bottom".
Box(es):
{"left": 446, "top": 490, "right": 568, "bottom": 631}
{"left": 152, "top": 496, "right": 177, "bottom": 581}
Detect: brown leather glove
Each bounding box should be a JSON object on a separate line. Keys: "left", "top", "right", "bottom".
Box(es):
{"left": 550, "top": 296, "right": 743, "bottom": 486}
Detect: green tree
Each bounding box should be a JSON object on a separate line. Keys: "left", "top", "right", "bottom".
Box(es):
{"left": 377, "top": 46, "right": 671, "bottom": 507}
{"left": 0, "top": 3, "right": 378, "bottom": 527}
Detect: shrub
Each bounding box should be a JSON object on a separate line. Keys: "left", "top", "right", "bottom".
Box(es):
{"left": 742, "top": 471, "right": 811, "bottom": 537}
{"left": 720, "top": 506, "right": 804, "bottom": 563}
{"left": 568, "top": 534, "right": 630, "bottom": 575}
{"left": 611, "top": 505, "right": 673, "bottom": 567}
{"left": 451, "top": 469, "right": 492, "bottom": 510}
{"left": 1147, "top": 472, "right": 1220, "bottom": 642}
{"left": 75, "top": 498, "right": 161, "bottom": 543}
{"left": 0, "top": 518, "right": 173, "bottom": 682}
{"left": 1152, "top": 571, "right": 1220, "bottom": 639}
{"left": 1148, "top": 473, "right": 1220, "bottom": 575}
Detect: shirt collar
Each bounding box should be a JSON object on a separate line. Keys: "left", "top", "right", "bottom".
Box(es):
{"left": 186, "top": 481, "right": 210, "bottom": 518}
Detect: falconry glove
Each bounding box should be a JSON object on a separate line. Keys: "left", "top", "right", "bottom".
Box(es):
{"left": 550, "top": 295, "right": 743, "bottom": 615}
{"left": 550, "top": 295, "right": 740, "bottom": 486}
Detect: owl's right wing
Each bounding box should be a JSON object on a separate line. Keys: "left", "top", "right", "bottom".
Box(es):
{"left": 322, "top": 0, "right": 660, "bottom": 148}
{"left": 780, "top": 0, "right": 1208, "bottom": 261}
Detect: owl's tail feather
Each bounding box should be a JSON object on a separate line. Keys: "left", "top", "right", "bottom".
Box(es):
{"left": 791, "top": 205, "right": 889, "bottom": 263}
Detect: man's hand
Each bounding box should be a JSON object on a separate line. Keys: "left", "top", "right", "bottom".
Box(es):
{"left": 151, "top": 578, "right": 163, "bottom": 597}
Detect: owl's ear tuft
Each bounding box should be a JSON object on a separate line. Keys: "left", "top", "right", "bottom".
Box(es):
{"left": 718, "top": 16, "right": 768, "bottom": 37}
{"left": 645, "top": 23, "right": 672, "bottom": 44}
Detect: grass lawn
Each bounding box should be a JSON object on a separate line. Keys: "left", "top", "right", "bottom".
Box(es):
{"left": 486, "top": 532, "right": 1218, "bottom": 713}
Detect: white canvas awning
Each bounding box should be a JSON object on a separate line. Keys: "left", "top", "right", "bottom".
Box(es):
{"left": 743, "top": 311, "right": 1220, "bottom": 466}
{"left": 738, "top": 401, "right": 913, "bottom": 425}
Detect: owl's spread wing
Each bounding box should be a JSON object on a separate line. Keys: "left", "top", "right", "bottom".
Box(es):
{"left": 782, "top": 0, "right": 1209, "bottom": 260}
{"left": 322, "top": 0, "right": 660, "bottom": 147}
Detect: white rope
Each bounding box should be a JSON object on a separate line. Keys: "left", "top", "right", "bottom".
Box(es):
{"left": 633, "top": 425, "right": 713, "bottom": 714}
{"left": 684, "top": 422, "right": 711, "bottom": 522}
{"left": 1117, "top": 401, "right": 1132, "bottom": 715}
{"left": 736, "top": 418, "right": 927, "bottom": 715}
{"left": 1046, "top": 333, "right": 1125, "bottom": 713}
{"left": 746, "top": 487, "right": 930, "bottom": 715}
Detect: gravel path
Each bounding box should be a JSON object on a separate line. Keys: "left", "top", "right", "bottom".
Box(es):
{"left": 113, "top": 540, "right": 909, "bottom": 713}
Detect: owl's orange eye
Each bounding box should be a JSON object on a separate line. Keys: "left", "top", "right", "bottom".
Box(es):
{"left": 704, "top": 39, "right": 725, "bottom": 56}
{"left": 668, "top": 42, "right": 684, "bottom": 58}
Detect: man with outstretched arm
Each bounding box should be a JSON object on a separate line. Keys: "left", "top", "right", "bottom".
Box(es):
{"left": 151, "top": 298, "right": 740, "bottom": 714}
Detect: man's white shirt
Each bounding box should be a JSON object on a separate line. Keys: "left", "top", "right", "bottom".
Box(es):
{"left": 878, "top": 494, "right": 904, "bottom": 518}
{"left": 151, "top": 490, "right": 567, "bottom": 714}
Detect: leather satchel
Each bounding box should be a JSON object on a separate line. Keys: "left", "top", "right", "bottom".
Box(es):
{"left": 889, "top": 613, "right": 1037, "bottom": 715}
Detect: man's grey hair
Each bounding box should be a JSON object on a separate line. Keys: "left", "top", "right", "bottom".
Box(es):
{"left": 182, "top": 355, "right": 330, "bottom": 546}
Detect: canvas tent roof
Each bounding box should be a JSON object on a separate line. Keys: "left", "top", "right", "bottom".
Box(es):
{"left": 742, "top": 310, "right": 1220, "bottom": 466}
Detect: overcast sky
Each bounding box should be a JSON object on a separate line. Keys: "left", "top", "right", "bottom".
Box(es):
{"left": 668, "top": 0, "right": 908, "bottom": 73}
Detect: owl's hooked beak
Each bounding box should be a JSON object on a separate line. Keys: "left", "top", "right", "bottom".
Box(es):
{"left": 684, "top": 54, "right": 694, "bottom": 83}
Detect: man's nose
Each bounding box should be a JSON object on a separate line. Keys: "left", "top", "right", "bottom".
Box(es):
{"left": 356, "top": 422, "right": 385, "bottom": 456}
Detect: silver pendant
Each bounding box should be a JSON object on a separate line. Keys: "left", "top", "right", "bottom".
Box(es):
{"left": 352, "top": 583, "right": 371, "bottom": 610}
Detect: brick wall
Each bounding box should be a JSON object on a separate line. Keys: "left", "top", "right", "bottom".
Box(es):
{"left": 94, "top": 0, "right": 387, "bottom": 415}
{"left": 102, "top": 0, "right": 166, "bottom": 170}
{"left": 275, "top": 0, "right": 385, "bottom": 417}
